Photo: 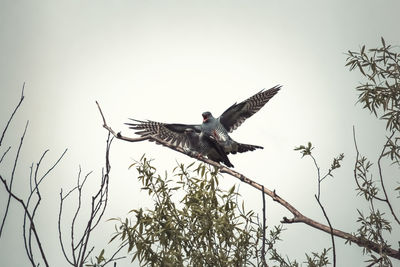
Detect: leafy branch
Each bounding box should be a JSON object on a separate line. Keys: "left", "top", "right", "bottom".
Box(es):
{"left": 96, "top": 102, "right": 400, "bottom": 261}
{"left": 295, "top": 142, "right": 344, "bottom": 267}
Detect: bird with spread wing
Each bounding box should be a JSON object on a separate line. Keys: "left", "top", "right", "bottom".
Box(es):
{"left": 126, "top": 85, "right": 281, "bottom": 167}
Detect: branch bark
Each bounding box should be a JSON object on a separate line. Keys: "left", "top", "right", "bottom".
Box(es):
{"left": 95, "top": 101, "right": 400, "bottom": 261}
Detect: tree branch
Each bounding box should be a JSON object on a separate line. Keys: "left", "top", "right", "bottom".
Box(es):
{"left": 309, "top": 153, "right": 336, "bottom": 267}
{"left": 315, "top": 195, "right": 336, "bottom": 267}
{"left": 378, "top": 132, "right": 400, "bottom": 225}
{"left": 0, "top": 146, "right": 11, "bottom": 164}
{"left": 95, "top": 101, "right": 400, "bottom": 261}
{"left": 0, "top": 175, "right": 49, "bottom": 267}
{"left": 0, "top": 120, "right": 29, "bottom": 237}
{"left": 0, "top": 82, "right": 25, "bottom": 147}
{"left": 57, "top": 132, "right": 114, "bottom": 267}
{"left": 261, "top": 185, "right": 268, "bottom": 267}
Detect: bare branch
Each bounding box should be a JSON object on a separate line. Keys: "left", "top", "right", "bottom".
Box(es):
{"left": 0, "top": 82, "right": 25, "bottom": 147}
{"left": 58, "top": 188, "right": 75, "bottom": 265}
{"left": 0, "top": 175, "right": 49, "bottom": 267}
{"left": 58, "top": 132, "right": 113, "bottom": 267}
{"left": 0, "top": 146, "right": 11, "bottom": 164}
{"left": 95, "top": 101, "right": 149, "bottom": 143}
{"left": 315, "top": 195, "right": 336, "bottom": 267}
{"left": 0, "top": 120, "right": 29, "bottom": 237}
{"left": 96, "top": 101, "right": 400, "bottom": 261}
{"left": 261, "top": 185, "right": 268, "bottom": 267}
{"left": 101, "top": 242, "right": 129, "bottom": 266}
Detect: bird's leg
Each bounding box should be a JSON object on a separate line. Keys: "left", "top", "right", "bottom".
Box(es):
{"left": 185, "top": 149, "right": 204, "bottom": 159}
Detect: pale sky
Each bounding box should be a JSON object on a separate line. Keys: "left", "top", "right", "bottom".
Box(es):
{"left": 1, "top": 1, "right": 399, "bottom": 266}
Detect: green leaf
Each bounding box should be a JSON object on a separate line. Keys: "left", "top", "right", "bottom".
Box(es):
{"left": 97, "top": 249, "right": 105, "bottom": 263}
{"left": 128, "top": 162, "right": 136, "bottom": 169}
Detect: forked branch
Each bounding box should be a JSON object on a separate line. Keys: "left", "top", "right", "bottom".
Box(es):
{"left": 58, "top": 132, "right": 117, "bottom": 267}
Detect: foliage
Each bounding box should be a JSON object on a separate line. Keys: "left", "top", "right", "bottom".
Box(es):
{"left": 346, "top": 38, "right": 400, "bottom": 266}
{"left": 108, "top": 157, "right": 263, "bottom": 266}
{"left": 346, "top": 37, "right": 400, "bottom": 165}
{"left": 346, "top": 37, "right": 400, "bottom": 132}
{"left": 97, "top": 157, "right": 336, "bottom": 267}
{"left": 304, "top": 248, "right": 331, "bottom": 267}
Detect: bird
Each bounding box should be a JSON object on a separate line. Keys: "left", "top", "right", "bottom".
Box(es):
{"left": 201, "top": 111, "right": 263, "bottom": 154}
{"left": 183, "top": 128, "right": 234, "bottom": 167}
{"left": 126, "top": 85, "right": 281, "bottom": 167}
{"left": 126, "top": 120, "right": 233, "bottom": 167}
{"left": 200, "top": 85, "right": 281, "bottom": 154}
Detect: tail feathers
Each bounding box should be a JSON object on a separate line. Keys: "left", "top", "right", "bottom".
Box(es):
{"left": 206, "top": 145, "right": 235, "bottom": 168}
{"left": 235, "top": 143, "right": 263, "bottom": 154}
{"left": 219, "top": 154, "right": 234, "bottom": 168}
{"left": 208, "top": 154, "right": 234, "bottom": 168}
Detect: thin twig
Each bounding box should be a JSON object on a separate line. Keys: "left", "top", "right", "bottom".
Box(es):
{"left": 315, "top": 195, "right": 336, "bottom": 267}
{"left": 309, "top": 153, "right": 336, "bottom": 267}
{"left": 36, "top": 149, "right": 68, "bottom": 189}
{"left": 261, "top": 185, "right": 268, "bottom": 267}
{"left": 0, "top": 175, "right": 49, "bottom": 267}
{"left": 0, "top": 146, "right": 11, "bottom": 164}
{"left": 352, "top": 127, "right": 386, "bottom": 201}
{"left": 95, "top": 101, "right": 148, "bottom": 143}
{"left": 377, "top": 132, "right": 400, "bottom": 225}
{"left": 58, "top": 188, "right": 74, "bottom": 266}
{"left": 57, "top": 131, "right": 113, "bottom": 267}
{"left": 30, "top": 150, "right": 49, "bottom": 221}
{"left": 0, "top": 82, "right": 25, "bottom": 147}
{"left": 0, "top": 120, "right": 29, "bottom": 237}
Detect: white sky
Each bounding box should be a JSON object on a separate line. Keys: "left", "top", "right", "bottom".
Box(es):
{"left": 0, "top": 1, "right": 399, "bottom": 266}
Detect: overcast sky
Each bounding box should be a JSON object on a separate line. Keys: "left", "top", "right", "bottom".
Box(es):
{"left": 1, "top": 1, "right": 399, "bottom": 266}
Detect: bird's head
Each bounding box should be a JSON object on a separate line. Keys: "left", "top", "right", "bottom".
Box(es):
{"left": 202, "top": 111, "right": 213, "bottom": 123}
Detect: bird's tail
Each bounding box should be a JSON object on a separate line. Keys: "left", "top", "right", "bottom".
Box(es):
{"left": 208, "top": 153, "right": 234, "bottom": 168}
{"left": 219, "top": 153, "right": 234, "bottom": 168}
{"left": 233, "top": 143, "right": 263, "bottom": 154}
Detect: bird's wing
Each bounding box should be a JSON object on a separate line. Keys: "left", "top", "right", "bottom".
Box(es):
{"left": 126, "top": 119, "right": 201, "bottom": 148}
{"left": 218, "top": 85, "right": 281, "bottom": 133}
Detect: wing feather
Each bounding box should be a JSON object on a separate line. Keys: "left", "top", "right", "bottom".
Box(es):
{"left": 126, "top": 119, "right": 200, "bottom": 148}
{"left": 218, "top": 85, "right": 281, "bottom": 132}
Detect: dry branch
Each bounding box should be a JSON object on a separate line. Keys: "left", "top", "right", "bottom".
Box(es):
{"left": 58, "top": 132, "right": 116, "bottom": 267}
{"left": 0, "top": 83, "right": 26, "bottom": 237}
{"left": 95, "top": 101, "right": 400, "bottom": 261}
